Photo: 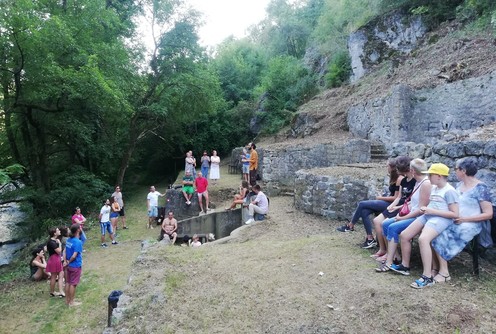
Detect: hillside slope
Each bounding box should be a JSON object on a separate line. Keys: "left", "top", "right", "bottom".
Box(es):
{"left": 259, "top": 22, "right": 496, "bottom": 149}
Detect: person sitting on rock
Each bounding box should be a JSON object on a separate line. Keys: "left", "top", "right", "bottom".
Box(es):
{"left": 226, "top": 180, "right": 250, "bottom": 210}
{"left": 244, "top": 184, "right": 269, "bottom": 225}
{"left": 159, "top": 211, "right": 178, "bottom": 244}
{"left": 30, "top": 245, "right": 50, "bottom": 281}
{"left": 182, "top": 170, "right": 195, "bottom": 205}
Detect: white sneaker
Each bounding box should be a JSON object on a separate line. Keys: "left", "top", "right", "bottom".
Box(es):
{"left": 245, "top": 218, "right": 255, "bottom": 225}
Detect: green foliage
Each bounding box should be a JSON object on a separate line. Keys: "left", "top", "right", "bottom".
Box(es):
{"left": 27, "top": 166, "right": 110, "bottom": 236}
{"left": 0, "top": 164, "right": 24, "bottom": 185}
{"left": 380, "top": 0, "right": 464, "bottom": 26}
{"left": 325, "top": 51, "right": 352, "bottom": 88}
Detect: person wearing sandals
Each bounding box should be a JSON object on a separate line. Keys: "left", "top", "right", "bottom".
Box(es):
{"left": 371, "top": 156, "right": 415, "bottom": 259}
{"left": 431, "top": 158, "right": 493, "bottom": 283}
{"left": 46, "top": 227, "right": 65, "bottom": 297}
{"left": 395, "top": 163, "right": 459, "bottom": 289}
{"left": 375, "top": 159, "right": 431, "bottom": 273}
{"left": 64, "top": 224, "right": 83, "bottom": 306}
{"left": 337, "top": 158, "right": 403, "bottom": 248}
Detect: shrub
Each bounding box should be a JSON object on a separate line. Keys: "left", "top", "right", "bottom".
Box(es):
{"left": 325, "top": 52, "right": 351, "bottom": 88}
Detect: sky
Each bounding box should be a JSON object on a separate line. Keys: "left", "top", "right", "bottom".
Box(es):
{"left": 187, "top": 0, "right": 271, "bottom": 47}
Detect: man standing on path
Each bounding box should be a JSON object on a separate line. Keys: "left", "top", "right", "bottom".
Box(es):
{"left": 64, "top": 224, "right": 83, "bottom": 307}
{"left": 100, "top": 199, "right": 118, "bottom": 247}
{"left": 200, "top": 151, "right": 210, "bottom": 178}
{"left": 248, "top": 143, "right": 259, "bottom": 187}
{"left": 147, "top": 186, "right": 165, "bottom": 229}
{"left": 111, "top": 185, "right": 128, "bottom": 229}
{"left": 159, "top": 211, "right": 178, "bottom": 244}
{"left": 195, "top": 171, "right": 210, "bottom": 214}
{"left": 245, "top": 185, "right": 269, "bottom": 225}
{"left": 182, "top": 170, "right": 195, "bottom": 205}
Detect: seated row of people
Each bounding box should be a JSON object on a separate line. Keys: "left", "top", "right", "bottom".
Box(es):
{"left": 342, "top": 156, "right": 493, "bottom": 288}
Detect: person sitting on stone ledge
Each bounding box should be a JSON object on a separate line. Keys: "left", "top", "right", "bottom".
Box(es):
{"left": 431, "top": 158, "right": 492, "bottom": 283}
{"left": 159, "top": 211, "right": 178, "bottom": 244}
{"left": 336, "top": 158, "right": 403, "bottom": 249}
{"left": 226, "top": 180, "right": 250, "bottom": 210}
{"left": 182, "top": 170, "right": 195, "bottom": 205}
{"left": 245, "top": 184, "right": 269, "bottom": 225}
{"left": 195, "top": 171, "right": 210, "bottom": 214}
{"left": 371, "top": 156, "right": 416, "bottom": 260}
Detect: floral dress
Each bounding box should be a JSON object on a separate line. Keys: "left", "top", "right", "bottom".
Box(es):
{"left": 432, "top": 182, "right": 492, "bottom": 261}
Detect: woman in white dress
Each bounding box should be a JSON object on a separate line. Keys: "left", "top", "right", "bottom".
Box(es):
{"left": 209, "top": 150, "right": 220, "bottom": 185}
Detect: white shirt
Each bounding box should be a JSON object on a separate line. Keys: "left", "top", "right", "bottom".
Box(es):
{"left": 255, "top": 191, "right": 269, "bottom": 212}
{"left": 100, "top": 204, "right": 111, "bottom": 223}
{"left": 147, "top": 191, "right": 161, "bottom": 207}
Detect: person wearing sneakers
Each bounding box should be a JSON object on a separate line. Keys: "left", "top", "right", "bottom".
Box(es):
{"left": 375, "top": 158, "right": 431, "bottom": 273}
{"left": 336, "top": 158, "right": 403, "bottom": 249}
{"left": 431, "top": 158, "right": 492, "bottom": 283}
{"left": 396, "top": 163, "right": 459, "bottom": 289}
{"left": 99, "top": 199, "right": 118, "bottom": 247}
{"left": 147, "top": 186, "right": 165, "bottom": 229}
{"left": 195, "top": 171, "right": 210, "bottom": 214}
{"left": 245, "top": 184, "right": 269, "bottom": 225}
{"left": 370, "top": 156, "right": 415, "bottom": 259}
{"left": 182, "top": 170, "right": 195, "bottom": 205}
{"left": 111, "top": 185, "right": 128, "bottom": 229}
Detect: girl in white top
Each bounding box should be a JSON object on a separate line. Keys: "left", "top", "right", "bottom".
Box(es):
{"left": 209, "top": 150, "right": 220, "bottom": 184}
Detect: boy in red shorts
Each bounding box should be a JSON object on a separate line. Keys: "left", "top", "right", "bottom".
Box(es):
{"left": 64, "top": 224, "right": 83, "bottom": 306}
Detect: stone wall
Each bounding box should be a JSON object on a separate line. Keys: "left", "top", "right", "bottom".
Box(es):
{"left": 294, "top": 164, "right": 387, "bottom": 220}
{"left": 348, "top": 71, "right": 496, "bottom": 146}
{"left": 261, "top": 139, "right": 370, "bottom": 195}
{"left": 177, "top": 209, "right": 242, "bottom": 240}
{"left": 390, "top": 140, "right": 496, "bottom": 202}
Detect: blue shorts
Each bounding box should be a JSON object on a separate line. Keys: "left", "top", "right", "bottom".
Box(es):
{"left": 148, "top": 206, "right": 158, "bottom": 217}
{"left": 100, "top": 221, "right": 113, "bottom": 235}
{"left": 242, "top": 165, "right": 249, "bottom": 174}
{"left": 417, "top": 214, "right": 453, "bottom": 234}
{"left": 110, "top": 212, "right": 119, "bottom": 219}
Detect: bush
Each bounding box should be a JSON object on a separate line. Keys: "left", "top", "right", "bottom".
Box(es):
{"left": 325, "top": 52, "right": 351, "bottom": 88}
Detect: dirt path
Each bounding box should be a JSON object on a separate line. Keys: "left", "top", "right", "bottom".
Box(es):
{"left": 114, "top": 195, "right": 496, "bottom": 334}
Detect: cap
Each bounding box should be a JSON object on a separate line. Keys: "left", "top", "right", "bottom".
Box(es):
{"left": 422, "top": 163, "right": 449, "bottom": 176}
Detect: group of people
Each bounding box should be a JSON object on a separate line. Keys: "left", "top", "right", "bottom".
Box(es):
{"left": 185, "top": 150, "right": 221, "bottom": 184}
{"left": 30, "top": 224, "right": 83, "bottom": 306}
{"left": 338, "top": 156, "right": 493, "bottom": 288}
{"left": 29, "top": 185, "right": 129, "bottom": 306}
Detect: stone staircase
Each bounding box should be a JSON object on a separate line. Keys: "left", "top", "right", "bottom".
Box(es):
{"left": 370, "top": 143, "right": 388, "bottom": 162}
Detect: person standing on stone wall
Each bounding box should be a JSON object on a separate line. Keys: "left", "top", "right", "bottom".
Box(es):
{"left": 248, "top": 143, "right": 259, "bottom": 187}
{"left": 201, "top": 151, "right": 210, "bottom": 178}
{"left": 111, "top": 185, "right": 128, "bottom": 229}
{"left": 195, "top": 171, "right": 210, "bottom": 214}
{"left": 185, "top": 151, "right": 195, "bottom": 177}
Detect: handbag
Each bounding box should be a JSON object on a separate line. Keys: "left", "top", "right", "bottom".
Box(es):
{"left": 398, "top": 179, "right": 426, "bottom": 217}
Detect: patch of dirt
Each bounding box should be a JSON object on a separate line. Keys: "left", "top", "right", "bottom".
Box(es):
{"left": 258, "top": 23, "right": 496, "bottom": 149}
{"left": 114, "top": 196, "right": 496, "bottom": 334}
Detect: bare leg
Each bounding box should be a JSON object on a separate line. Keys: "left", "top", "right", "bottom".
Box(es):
{"left": 57, "top": 271, "right": 65, "bottom": 295}
{"left": 121, "top": 215, "right": 127, "bottom": 228}
{"left": 49, "top": 273, "right": 57, "bottom": 294}
{"left": 198, "top": 194, "right": 204, "bottom": 212}
{"left": 399, "top": 220, "right": 424, "bottom": 268}
{"left": 373, "top": 214, "right": 387, "bottom": 255}
{"left": 418, "top": 226, "right": 439, "bottom": 277}
{"left": 204, "top": 191, "right": 209, "bottom": 210}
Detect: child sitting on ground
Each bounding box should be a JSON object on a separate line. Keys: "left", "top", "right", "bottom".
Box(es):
{"left": 190, "top": 234, "right": 202, "bottom": 247}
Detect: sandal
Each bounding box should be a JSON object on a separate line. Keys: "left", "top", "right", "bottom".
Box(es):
{"left": 375, "top": 254, "right": 387, "bottom": 262}
{"left": 375, "top": 262, "right": 391, "bottom": 272}
{"left": 370, "top": 252, "right": 386, "bottom": 258}
{"left": 433, "top": 273, "right": 451, "bottom": 283}
{"left": 410, "top": 275, "right": 434, "bottom": 289}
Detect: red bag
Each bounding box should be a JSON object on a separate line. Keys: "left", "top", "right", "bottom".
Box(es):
{"left": 399, "top": 201, "right": 410, "bottom": 217}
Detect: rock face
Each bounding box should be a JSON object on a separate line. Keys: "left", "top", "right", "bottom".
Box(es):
{"left": 348, "top": 10, "right": 427, "bottom": 82}
{"left": 348, "top": 71, "right": 496, "bottom": 145}
{"left": 260, "top": 139, "right": 370, "bottom": 195}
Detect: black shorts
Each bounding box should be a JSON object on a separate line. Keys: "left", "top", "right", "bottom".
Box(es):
{"left": 249, "top": 169, "right": 257, "bottom": 186}
{"left": 119, "top": 207, "right": 125, "bottom": 217}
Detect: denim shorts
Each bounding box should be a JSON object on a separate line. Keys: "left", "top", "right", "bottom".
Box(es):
{"left": 417, "top": 214, "right": 454, "bottom": 234}
{"left": 100, "top": 221, "right": 113, "bottom": 235}
{"left": 148, "top": 206, "right": 158, "bottom": 217}
{"left": 242, "top": 165, "right": 249, "bottom": 174}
